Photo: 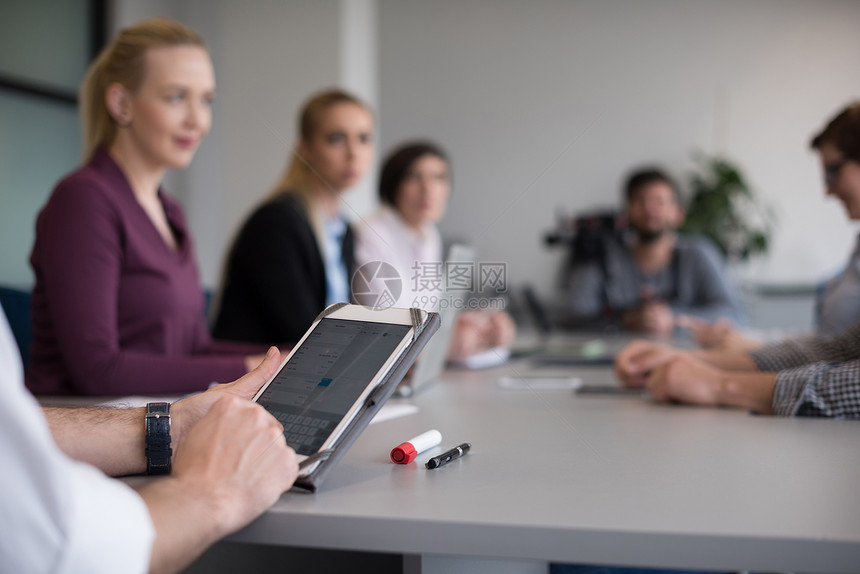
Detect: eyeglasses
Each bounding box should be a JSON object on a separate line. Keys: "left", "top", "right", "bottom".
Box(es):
{"left": 824, "top": 157, "right": 850, "bottom": 187}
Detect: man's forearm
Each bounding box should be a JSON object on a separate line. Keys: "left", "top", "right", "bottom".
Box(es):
{"left": 44, "top": 407, "right": 148, "bottom": 476}
{"left": 717, "top": 371, "right": 777, "bottom": 414}
{"left": 41, "top": 349, "right": 280, "bottom": 477}
{"left": 137, "top": 478, "right": 224, "bottom": 574}
{"left": 692, "top": 348, "right": 758, "bottom": 371}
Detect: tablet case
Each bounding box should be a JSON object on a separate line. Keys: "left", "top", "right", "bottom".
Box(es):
{"left": 294, "top": 303, "right": 441, "bottom": 492}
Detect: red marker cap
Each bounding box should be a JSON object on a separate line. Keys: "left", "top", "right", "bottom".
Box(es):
{"left": 390, "top": 442, "right": 418, "bottom": 464}
{"left": 389, "top": 429, "right": 442, "bottom": 464}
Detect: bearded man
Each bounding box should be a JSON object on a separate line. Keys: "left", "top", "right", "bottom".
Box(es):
{"left": 566, "top": 168, "right": 743, "bottom": 336}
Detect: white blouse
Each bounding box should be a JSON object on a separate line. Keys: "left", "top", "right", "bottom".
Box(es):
{"left": 353, "top": 207, "right": 444, "bottom": 310}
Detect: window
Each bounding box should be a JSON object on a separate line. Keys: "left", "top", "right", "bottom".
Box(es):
{"left": 0, "top": 0, "right": 105, "bottom": 286}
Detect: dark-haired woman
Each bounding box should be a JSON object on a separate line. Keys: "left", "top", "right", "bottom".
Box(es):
{"left": 354, "top": 142, "right": 515, "bottom": 362}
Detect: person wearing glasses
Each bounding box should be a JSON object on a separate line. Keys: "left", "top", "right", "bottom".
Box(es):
{"left": 685, "top": 102, "right": 860, "bottom": 351}
{"left": 556, "top": 102, "right": 860, "bottom": 574}
{"left": 612, "top": 102, "right": 860, "bottom": 419}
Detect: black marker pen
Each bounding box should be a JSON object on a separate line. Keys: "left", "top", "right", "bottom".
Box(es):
{"left": 425, "top": 442, "right": 471, "bottom": 469}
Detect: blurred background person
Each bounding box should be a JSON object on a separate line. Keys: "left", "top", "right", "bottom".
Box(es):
{"left": 612, "top": 102, "right": 860, "bottom": 419}
{"left": 213, "top": 89, "right": 374, "bottom": 344}
{"left": 688, "top": 102, "right": 860, "bottom": 351}
{"left": 27, "top": 19, "right": 266, "bottom": 396}
{"left": 566, "top": 167, "right": 742, "bottom": 337}
{"left": 354, "top": 141, "right": 515, "bottom": 362}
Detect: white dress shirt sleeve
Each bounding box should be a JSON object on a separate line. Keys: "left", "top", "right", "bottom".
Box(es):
{"left": 0, "top": 304, "right": 154, "bottom": 573}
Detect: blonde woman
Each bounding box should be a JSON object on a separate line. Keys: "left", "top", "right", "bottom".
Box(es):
{"left": 27, "top": 19, "right": 265, "bottom": 396}
{"left": 213, "top": 89, "right": 375, "bottom": 343}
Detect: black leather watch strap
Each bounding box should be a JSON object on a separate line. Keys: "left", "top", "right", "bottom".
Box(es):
{"left": 145, "top": 402, "right": 172, "bottom": 475}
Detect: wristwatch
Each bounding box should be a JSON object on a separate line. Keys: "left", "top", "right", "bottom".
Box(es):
{"left": 145, "top": 402, "right": 172, "bottom": 475}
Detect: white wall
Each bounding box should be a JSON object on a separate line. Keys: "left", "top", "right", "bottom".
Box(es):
{"left": 110, "top": 0, "right": 860, "bottom": 298}
{"left": 378, "top": 0, "right": 860, "bottom": 300}
{"left": 339, "top": 0, "right": 380, "bottom": 221}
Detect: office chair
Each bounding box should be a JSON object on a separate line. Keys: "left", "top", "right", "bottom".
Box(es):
{"left": 0, "top": 285, "right": 33, "bottom": 366}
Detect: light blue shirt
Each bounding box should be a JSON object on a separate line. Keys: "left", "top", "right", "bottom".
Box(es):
{"left": 321, "top": 215, "right": 350, "bottom": 307}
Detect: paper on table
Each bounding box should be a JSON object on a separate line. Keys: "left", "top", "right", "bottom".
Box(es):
{"left": 497, "top": 375, "right": 582, "bottom": 390}
{"left": 449, "top": 346, "right": 511, "bottom": 369}
{"left": 370, "top": 401, "right": 419, "bottom": 424}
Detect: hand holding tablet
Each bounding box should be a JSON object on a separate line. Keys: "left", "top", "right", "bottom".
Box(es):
{"left": 252, "top": 304, "right": 439, "bottom": 490}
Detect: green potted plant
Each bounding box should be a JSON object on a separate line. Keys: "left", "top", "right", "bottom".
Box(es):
{"left": 680, "top": 153, "right": 774, "bottom": 262}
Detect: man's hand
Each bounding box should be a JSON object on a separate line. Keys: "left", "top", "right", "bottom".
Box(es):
{"left": 622, "top": 300, "right": 674, "bottom": 336}
{"left": 676, "top": 316, "right": 763, "bottom": 351}
{"left": 171, "top": 395, "right": 298, "bottom": 535}
{"left": 640, "top": 300, "right": 675, "bottom": 336}
{"left": 615, "top": 340, "right": 683, "bottom": 387}
{"left": 140, "top": 394, "right": 298, "bottom": 574}
{"left": 645, "top": 354, "right": 726, "bottom": 406}
{"left": 244, "top": 353, "right": 269, "bottom": 372}
{"left": 643, "top": 354, "right": 777, "bottom": 414}
{"left": 171, "top": 346, "right": 282, "bottom": 446}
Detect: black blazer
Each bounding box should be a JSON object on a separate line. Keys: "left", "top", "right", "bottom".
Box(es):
{"left": 212, "top": 194, "right": 355, "bottom": 344}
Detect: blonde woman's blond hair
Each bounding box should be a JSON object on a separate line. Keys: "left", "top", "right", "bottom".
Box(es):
{"left": 79, "top": 18, "right": 206, "bottom": 161}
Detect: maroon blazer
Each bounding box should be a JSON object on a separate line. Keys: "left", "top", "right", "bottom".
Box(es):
{"left": 26, "top": 149, "right": 254, "bottom": 395}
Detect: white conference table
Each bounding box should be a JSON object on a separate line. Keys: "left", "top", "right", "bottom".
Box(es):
{"left": 223, "top": 353, "right": 860, "bottom": 573}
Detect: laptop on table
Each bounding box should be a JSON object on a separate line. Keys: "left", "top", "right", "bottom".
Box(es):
{"left": 396, "top": 244, "right": 475, "bottom": 396}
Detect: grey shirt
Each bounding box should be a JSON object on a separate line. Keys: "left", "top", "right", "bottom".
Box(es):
{"left": 815, "top": 233, "right": 860, "bottom": 337}
{"left": 566, "top": 232, "right": 742, "bottom": 324}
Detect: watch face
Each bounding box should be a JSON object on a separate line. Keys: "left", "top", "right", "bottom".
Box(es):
{"left": 147, "top": 402, "right": 170, "bottom": 415}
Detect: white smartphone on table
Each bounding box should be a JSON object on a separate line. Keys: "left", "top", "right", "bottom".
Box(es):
{"left": 497, "top": 375, "right": 583, "bottom": 390}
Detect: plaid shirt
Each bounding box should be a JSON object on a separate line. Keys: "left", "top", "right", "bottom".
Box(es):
{"left": 751, "top": 322, "right": 860, "bottom": 417}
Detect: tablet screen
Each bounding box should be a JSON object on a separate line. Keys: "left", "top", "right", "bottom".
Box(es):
{"left": 256, "top": 318, "right": 411, "bottom": 455}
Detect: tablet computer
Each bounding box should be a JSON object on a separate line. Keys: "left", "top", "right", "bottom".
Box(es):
{"left": 252, "top": 304, "right": 438, "bottom": 487}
